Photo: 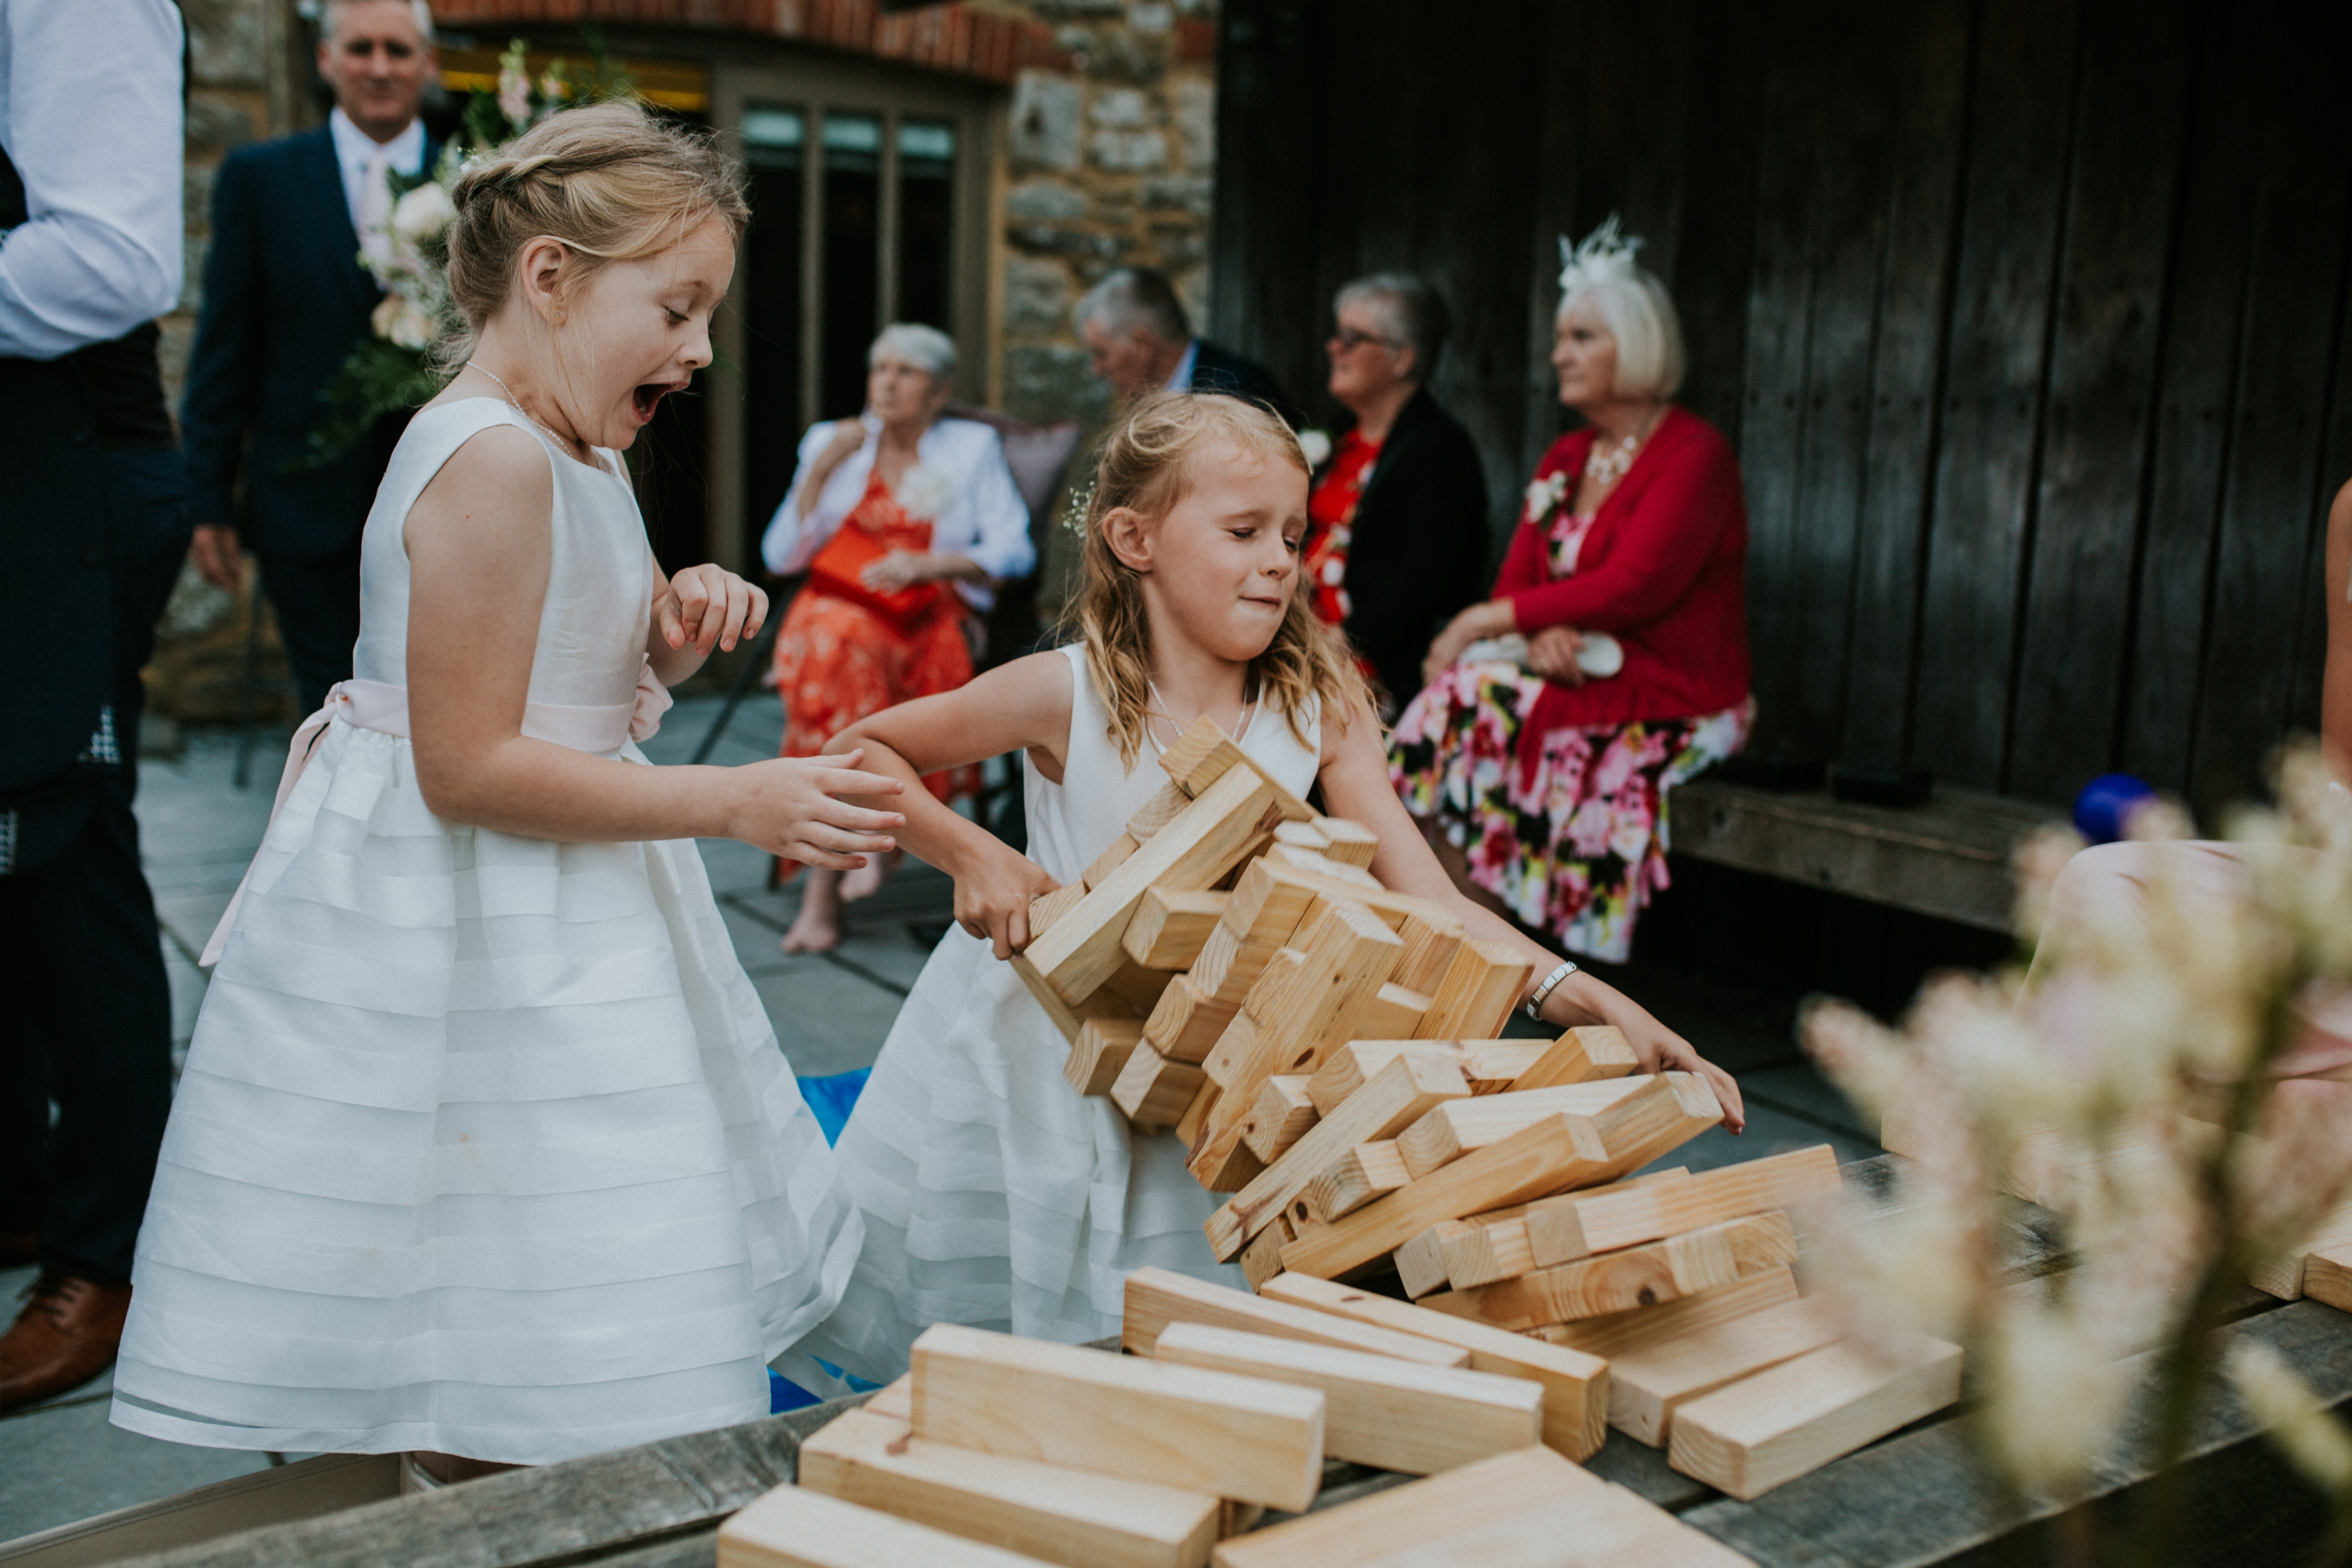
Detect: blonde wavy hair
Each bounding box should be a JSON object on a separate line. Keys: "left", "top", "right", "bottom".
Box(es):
{"left": 442, "top": 100, "right": 747, "bottom": 368}
{"left": 1061, "top": 392, "right": 1370, "bottom": 766}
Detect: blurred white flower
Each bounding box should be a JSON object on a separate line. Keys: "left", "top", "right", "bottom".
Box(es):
{"left": 390, "top": 181, "right": 455, "bottom": 249}
{"left": 498, "top": 64, "right": 532, "bottom": 128}
{"left": 372, "top": 293, "right": 435, "bottom": 350}
{"left": 1297, "top": 428, "right": 1332, "bottom": 468}
{"left": 895, "top": 465, "right": 958, "bottom": 521}
{"left": 1982, "top": 1306, "right": 2132, "bottom": 1489}
{"left": 1524, "top": 471, "right": 1570, "bottom": 523}
{"left": 2227, "top": 1341, "right": 2352, "bottom": 1494}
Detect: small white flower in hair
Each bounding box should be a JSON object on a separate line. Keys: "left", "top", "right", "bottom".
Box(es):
{"left": 895, "top": 464, "right": 958, "bottom": 521}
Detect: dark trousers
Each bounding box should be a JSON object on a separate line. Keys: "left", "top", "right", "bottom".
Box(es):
{"left": 259, "top": 539, "right": 363, "bottom": 717}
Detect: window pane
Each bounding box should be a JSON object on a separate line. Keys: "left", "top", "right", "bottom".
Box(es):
{"left": 898, "top": 118, "right": 956, "bottom": 333}
{"left": 743, "top": 103, "right": 805, "bottom": 539}
{"left": 820, "top": 111, "right": 881, "bottom": 419}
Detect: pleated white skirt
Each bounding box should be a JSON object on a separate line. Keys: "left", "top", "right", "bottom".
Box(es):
{"left": 111, "top": 720, "right": 862, "bottom": 1464}
{"left": 794, "top": 925, "right": 1241, "bottom": 1383}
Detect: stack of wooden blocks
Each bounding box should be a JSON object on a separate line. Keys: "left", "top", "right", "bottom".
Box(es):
{"left": 717, "top": 1273, "right": 1755, "bottom": 1567}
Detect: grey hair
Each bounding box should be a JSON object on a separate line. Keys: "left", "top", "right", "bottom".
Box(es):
{"left": 318, "top": 0, "right": 435, "bottom": 45}
{"left": 1557, "top": 269, "right": 1686, "bottom": 400}
{"left": 869, "top": 321, "right": 957, "bottom": 380}
{"left": 1073, "top": 267, "right": 1190, "bottom": 345}
{"left": 1334, "top": 272, "right": 1450, "bottom": 383}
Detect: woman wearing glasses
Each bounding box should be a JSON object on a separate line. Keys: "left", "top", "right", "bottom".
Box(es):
{"left": 1300, "top": 274, "right": 1490, "bottom": 716}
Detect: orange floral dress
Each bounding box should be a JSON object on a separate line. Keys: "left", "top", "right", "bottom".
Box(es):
{"left": 773, "top": 467, "right": 981, "bottom": 814}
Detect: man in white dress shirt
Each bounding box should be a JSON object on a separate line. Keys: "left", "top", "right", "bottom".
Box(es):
{"left": 0, "top": 0, "right": 189, "bottom": 1410}
{"left": 181, "top": 0, "right": 437, "bottom": 714}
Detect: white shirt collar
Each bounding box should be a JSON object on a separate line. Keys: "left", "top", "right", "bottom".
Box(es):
{"left": 1166, "top": 338, "right": 1200, "bottom": 393}
{"left": 327, "top": 107, "right": 426, "bottom": 228}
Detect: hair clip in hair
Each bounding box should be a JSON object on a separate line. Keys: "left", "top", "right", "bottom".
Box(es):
{"left": 1059, "top": 478, "right": 1099, "bottom": 536}
{"left": 1558, "top": 214, "right": 1643, "bottom": 297}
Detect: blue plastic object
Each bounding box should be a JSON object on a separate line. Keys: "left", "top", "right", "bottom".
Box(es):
{"left": 797, "top": 1067, "right": 871, "bottom": 1146}
{"left": 2074, "top": 772, "right": 2158, "bottom": 844}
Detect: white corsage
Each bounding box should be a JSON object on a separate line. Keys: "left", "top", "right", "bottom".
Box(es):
{"left": 1524, "top": 470, "right": 1570, "bottom": 524}
{"left": 895, "top": 464, "right": 958, "bottom": 521}
{"left": 1297, "top": 427, "right": 1334, "bottom": 469}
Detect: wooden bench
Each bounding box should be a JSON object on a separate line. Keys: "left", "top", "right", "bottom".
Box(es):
{"left": 1671, "top": 779, "right": 2064, "bottom": 934}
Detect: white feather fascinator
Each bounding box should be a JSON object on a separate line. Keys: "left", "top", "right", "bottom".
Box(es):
{"left": 1558, "top": 215, "right": 1646, "bottom": 299}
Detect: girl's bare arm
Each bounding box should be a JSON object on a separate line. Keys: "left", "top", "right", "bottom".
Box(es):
{"left": 405, "top": 427, "right": 905, "bottom": 865}
{"left": 1315, "top": 697, "right": 1746, "bottom": 1131}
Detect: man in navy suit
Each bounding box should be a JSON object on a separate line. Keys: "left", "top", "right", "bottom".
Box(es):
{"left": 183, "top": 0, "right": 439, "bottom": 714}
{"left": 1075, "top": 267, "right": 1298, "bottom": 428}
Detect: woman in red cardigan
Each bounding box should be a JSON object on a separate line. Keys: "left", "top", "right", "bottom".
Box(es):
{"left": 1390, "top": 221, "right": 1752, "bottom": 963}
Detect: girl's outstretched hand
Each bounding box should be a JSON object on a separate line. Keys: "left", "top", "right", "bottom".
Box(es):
{"left": 659, "top": 564, "right": 769, "bottom": 655}
{"left": 732, "top": 748, "right": 906, "bottom": 869}
{"left": 954, "top": 838, "right": 1062, "bottom": 960}
{"left": 1620, "top": 1014, "right": 1746, "bottom": 1134}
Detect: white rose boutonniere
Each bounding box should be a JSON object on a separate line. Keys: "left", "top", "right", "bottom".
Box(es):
{"left": 895, "top": 464, "right": 959, "bottom": 521}
{"left": 1298, "top": 428, "right": 1334, "bottom": 470}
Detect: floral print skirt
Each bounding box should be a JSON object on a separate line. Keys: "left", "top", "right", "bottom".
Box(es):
{"left": 1389, "top": 662, "right": 1752, "bottom": 964}
{"left": 774, "top": 587, "right": 981, "bottom": 808}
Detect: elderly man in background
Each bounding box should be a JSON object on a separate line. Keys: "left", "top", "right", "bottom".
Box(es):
{"left": 1074, "top": 266, "right": 1294, "bottom": 424}
{"left": 182, "top": 0, "right": 440, "bottom": 715}
{"left": 0, "top": 0, "right": 188, "bottom": 1410}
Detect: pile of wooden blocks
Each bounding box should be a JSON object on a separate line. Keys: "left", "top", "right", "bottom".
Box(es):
{"left": 717, "top": 1273, "right": 1754, "bottom": 1567}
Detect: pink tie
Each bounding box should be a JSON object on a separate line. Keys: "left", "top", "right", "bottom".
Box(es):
{"left": 357, "top": 148, "right": 393, "bottom": 267}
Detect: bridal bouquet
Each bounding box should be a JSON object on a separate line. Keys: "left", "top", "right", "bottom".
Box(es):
{"left": 303, "top": 35, "right": 629, "bottom": 465}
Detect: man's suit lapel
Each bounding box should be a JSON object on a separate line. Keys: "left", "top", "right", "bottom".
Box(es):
{"left": 296, "top": 127, "right": 379, "bottom": 315}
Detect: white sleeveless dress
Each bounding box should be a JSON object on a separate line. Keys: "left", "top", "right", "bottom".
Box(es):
{"left": 111, "top": 400, "right": 861, "bottom": 1465}
{"left": 795, "top": 644, "right": 1322, "bottom": 1381}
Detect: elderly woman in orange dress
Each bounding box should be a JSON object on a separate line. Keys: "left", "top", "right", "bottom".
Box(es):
{"left": 761, "top": 323, "right": 1033, "bottom": 953}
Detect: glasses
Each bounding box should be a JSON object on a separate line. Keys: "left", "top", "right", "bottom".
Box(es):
{"left": 1329, "top": 328, "right": 1401, "bottom": 353}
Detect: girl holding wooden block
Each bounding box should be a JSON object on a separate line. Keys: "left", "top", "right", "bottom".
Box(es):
{"left": 790, "top": 393, "right": 1744, "bottom": 1383}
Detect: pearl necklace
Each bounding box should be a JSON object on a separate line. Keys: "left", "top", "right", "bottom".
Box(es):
{"left": 466, "top": 362, "right": 583, "bottom": 458}
{"left": 1145, "top": 678, "right": 1255, "bottom": 757}
{"left": 1581, "top": 405, "right": 1666, "bottom": 492}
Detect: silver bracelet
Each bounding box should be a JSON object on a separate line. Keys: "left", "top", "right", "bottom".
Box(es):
{"left": 1525, "top": 960, "right": 1579, "bottom": 1022}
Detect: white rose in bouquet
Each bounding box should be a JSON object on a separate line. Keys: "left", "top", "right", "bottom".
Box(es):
{"left": 372, "top": 293, "right": 437, "bottom": 351}
{"left": 391, "top": 181, "right": 456, "bottom": 251}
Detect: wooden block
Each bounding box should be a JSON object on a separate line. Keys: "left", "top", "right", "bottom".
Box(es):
{"left": 1390, "top": 906, "right": 1467, "bottom": 996}
{"left": 1393, "top": 1223, "right": 1460, "bottom": 1300}
{"left": 1186, "top": 1120, "right": 1266, "bottom": 1192}
{"left": 1527, "top": 1146, "right": 1840, "bottom": 1267}
{"left": 1269, "top": 843, "right": 1385, "bottom": 888}
{"left": 1310, "top": 815, "right": 1380, "bottom": 869}
{"left": 720, "top": 1486, "right": 1062, "bottom": 1568}
{"left": 1026, "top": 765, "right": 1282, "bottom": 1006}
{"left": 1417, "top": 940, "right": 1534, "bottom": 1041}
{"left": 2304, "top": 1243, "right": 2352, "bottom": 1313}
{"left": 1608, "top": 1296, "right": 1842, "bottom": 1447}
{"left": 1208, "top": 1446, "right": 1599, "bottom": 1568}
{"left": 797, "top": 1408, "right": 1220, "bottom": 1568}
{"left": 1355, "top": 983, "right": 1433, "bottom": 1042}
{"left": 909, "top": 1324, "right": 1325, "bottom": 1512}
{"left": 1667, "top": 1331, "right": 1963, "bottom": 1500}
{"left": 1112, "top": 1043, "right": 1207, "bottom": 1129}
{"left": 1539, "top": 1265, "right": 1802, "bottom": 1358}
{"left": 1272, "top": 819, "right": 1332, "bottom": 854}
{"left": 1261, "top": 1272, "right": 1609, "bottom": 1460}
{"left": 1304, "top": 1142, "right": 1410, "bottom": 1221}
{"left": 1441, "top": 1171, "right": 1693, "bottom": 1290}
{"left": 1014, "top": 953, "right": 1139, "bottom": 1047}
{"left": 1305, "top": 1041, "right": 1438, "bottom": 1114}
{"left": 1423, "top": 1214, "right": 1798, "bottom": 1333}
{"left": 1175, "top": 1080, "right": 1220, "bottom": 1146}
{"left": 1218, "top": 856, "right": 1327, "bottom": 951}
{"left": 865, "top": 1375, "right": 913, "bottom": 1421}
{"left": 1218, "top": 1502, "right": 1265, "bottom": 1541}
{"left": 2254, "top": 1196, "right": 2352, "bottom": 1300}
{"left": 1124, "top": 888, "right": 1229, "bottom": 971}
{"left": 1121, "top": 1265, "right": 1467, "bottom": 1367}
{"left": 1279, "top": 1112, "right": 1616, "bottom": 1281}
{"left": 1347, "top": 1481, "right": 1755, "bottom": 1567}
{"left": 1103, "top": 956, "right": 1178, "bottom": 1012}
{"left": 1395, "top": 1078, "right": 1659, "bottom": 1179}
{"left": 1126, "top": 781, "right": 1196, "bottom": 842}
{"left": 1066, "top": 1018, "right": 1146, "bottom": 1097}
{"left": 1084, "top": 833, "right": 1140, "bottom": 891}
{"left": 1461, "top": 1040, "right": 1547, "bottom": 1093}
{"left": 1239, "top": 1214, "right": 1292, "bottom": 1292}
{"left": 1192, "top": 924, "right": 1285, "bottom": 1008}
{"left": 1205, "top": 1047, "right": 1472, "bottom": 1260}
{"left": 1205, "top": 902, "right": 1401, "bottom": 1098}
{"left": 1241, "top": 1075, "right": 1319, "bottom": 1163}
{"left": 1156, "top": 1323, "right": 1541, "bottom": 1476}
{"left": 1030, "top": 882, "right": 1087, "bottom": 938}
{"left": 1145, "top": 975, "right": 1236, "bottom": 1065}
{"left": 1157, "top": 715, "right": 1316, "bottom": 822}
{"left": 1513, "top": 1025, "right": 1640, "bottom": 1091}
{"left": 1579, "top": 1072, "right": 1725, "bottom": 1184}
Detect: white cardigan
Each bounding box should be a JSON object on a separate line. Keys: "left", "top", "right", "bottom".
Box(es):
{"left": 760, "top": 414, "right": 1036, "bottom": 611}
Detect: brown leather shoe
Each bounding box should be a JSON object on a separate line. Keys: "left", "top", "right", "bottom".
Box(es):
{"left": 0, "top": 1232, "right": 35, "bottom": 1270}
{"left": 0, "top": 1274, "right": 131, "bottom": 1410}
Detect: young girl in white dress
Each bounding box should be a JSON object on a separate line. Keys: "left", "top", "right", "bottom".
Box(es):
{"left": 110, "top": 104, "right": 903, "bottom": 1480}
{"left": 795, "top": 392, "right": 1748, "bottom": 1381}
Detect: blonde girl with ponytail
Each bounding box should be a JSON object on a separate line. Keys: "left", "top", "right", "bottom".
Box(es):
{"left": 794, "top": 390, "right": 1744, "bottom": 1379}
{"left": 111, "top": 103, "right": 892, "bottom": 1481}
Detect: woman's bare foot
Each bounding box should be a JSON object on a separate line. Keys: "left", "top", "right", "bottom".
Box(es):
{"left": 840, "top": 848, "right": 901, "bottom": 904}
{"left": 782, "top": 868, "right": 844, "bottom": 953}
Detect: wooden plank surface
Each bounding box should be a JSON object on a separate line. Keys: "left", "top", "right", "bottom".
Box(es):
{"left": 1208, "top": 1446, "right": 1599, "bottom": 1568}
{"left": 719, "top": 1486, "right": 1058, "bottom": 1568}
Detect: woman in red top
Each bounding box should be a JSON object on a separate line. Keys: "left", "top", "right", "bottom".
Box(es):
{"left": 1389, "top": 222, "right": 1752, "bottom": 963}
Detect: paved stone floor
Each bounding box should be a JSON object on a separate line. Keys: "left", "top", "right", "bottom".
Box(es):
{"left": 0, "top": 691, "right": 1876, "bottom": 1544}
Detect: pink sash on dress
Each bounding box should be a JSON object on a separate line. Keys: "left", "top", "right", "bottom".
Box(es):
{"left": 197, "top": 659, "right": 674, "bottom": 967}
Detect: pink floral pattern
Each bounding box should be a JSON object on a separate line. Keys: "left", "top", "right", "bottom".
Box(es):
{"left": 1390, "top": 661, "right": 1751, "bottom": 963}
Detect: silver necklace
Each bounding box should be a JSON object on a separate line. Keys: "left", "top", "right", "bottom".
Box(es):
{"left": 1145, "top": 678, "right": 1254, "bottom": 756}
{"left": 466, "top": 362, "right": 579, "bottom": 456}
{"left": 1581, "top": 405, "right": 1665, "bottom": 492}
